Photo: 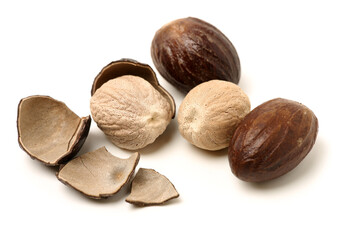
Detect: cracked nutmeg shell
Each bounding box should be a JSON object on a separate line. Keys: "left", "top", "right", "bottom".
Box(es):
{"left": 151, "top": 17, "right": 240, "bottom": 93}
{"left": 57, "top": 147, "right": 139, "bottom": 199}
{"left": 17, "top": 95, "right": 91, "bottom": 166}
{"left": 228, "top": 98, "right": 318, "bottom": 182}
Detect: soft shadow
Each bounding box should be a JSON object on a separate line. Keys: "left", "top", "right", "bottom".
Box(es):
{"left": 60, "top": 178, "right": 132, "bottom": 204}
{"left": 138, "top": 119, "right": 179, "bottom": 155}
{"left": 193, "top": 146, "right": 229, "bottom": 159}
{"left": 127, "top": 196, "right": 182, "bottom": 209}
{"left": 28, "top": 158, "right": 60, "bottom": 175}
{"left": 181, "top": 142, "right": 229, "bottom": 161}
{"left": 21, "top": 150, "right": 60, "bottom": 175}
{"left": 237, "top": 72, "right": 254, "bottom": 97}
{"left": 77, "top": 128, "right": 109, "bottom": 156}
{"left": 240, "top": 137, "right": 326, "bottom": 190}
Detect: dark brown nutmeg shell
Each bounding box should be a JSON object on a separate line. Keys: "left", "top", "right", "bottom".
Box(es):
{"left": 228, "top": 98, "right": 318, "bottom": 182}
{"left": 151, "top": 17, "right": 240, "bottom": 93}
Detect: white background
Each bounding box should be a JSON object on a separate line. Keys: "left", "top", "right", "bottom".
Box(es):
{"left": 1, "top": 0, "right": 343, "bottom": 239}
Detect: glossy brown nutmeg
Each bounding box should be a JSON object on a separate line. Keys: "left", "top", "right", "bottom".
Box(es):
{"left": 228, "top": 98, "right": 318, "bottom": 182}
{"left": 151, "top": 17, "right": 240, "bottom": 93}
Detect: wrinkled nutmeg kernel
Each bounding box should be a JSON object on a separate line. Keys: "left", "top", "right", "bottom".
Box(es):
{"left": 90, "top": 75, "right": 173, "bottom": 150}
{"left": 151, "top": 17, "right": 240, "bottom": 93}
{"left": 228, "top": 98, "right": 319, "bottom": 182}
{"left": 178, "top": 80, "right": 250, "bottom": 151}
{"left": 17, "top": 95, "right": 91, "bottom": 166}
{"left": 91, "top": 58, "right": 175, "bottom": 117}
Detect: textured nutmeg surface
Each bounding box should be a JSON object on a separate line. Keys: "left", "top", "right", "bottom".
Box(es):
{"left": 90, "top": 75, "right": 173, "bottom": 150}
{"left": 178, "top": 80, "right": 250, "bottom": 151}
{"left": 151, "top": 17, "right": 240, "bottom": 93}
{"left": 228, "top": 98, "right": 318, "bottom": 182}
{"left": 91, "top": 59, "right": 176, "bottom": 118}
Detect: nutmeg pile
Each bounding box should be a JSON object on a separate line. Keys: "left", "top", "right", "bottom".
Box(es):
{"left": 17, "top": 17, "right": 318, "bottom": 204}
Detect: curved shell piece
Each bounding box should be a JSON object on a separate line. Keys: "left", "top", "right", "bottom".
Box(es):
{"left": 126, "top": 168, "right": 179, "bottom": 206}
{"left": 17, "top": 95, "right": 91, "bottom": 166}
{"left": 91, "top": 58, "right": 175, "bottom": 118}
{"left": 57, "top": 147, "right": 140, "bottom": 199}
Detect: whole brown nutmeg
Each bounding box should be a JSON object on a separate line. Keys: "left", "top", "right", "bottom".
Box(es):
{"left": 151, "top": 17, "right": 240, "bottom": 93}
{"left": 228, "top": 98, "right": 318, "bottom": 182}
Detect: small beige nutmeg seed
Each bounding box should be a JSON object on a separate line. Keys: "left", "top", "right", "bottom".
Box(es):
{"left": 90, "top": 75, "right": 173, "bottom": 150}
{"left": 178, "top": 80, "right": 250, "bottom": 151}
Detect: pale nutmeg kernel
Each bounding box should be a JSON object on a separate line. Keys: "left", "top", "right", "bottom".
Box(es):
{"left": 177, "top": 80, "right": 250, "bottom": 151}
{"left": 90, "top": 75, "right": 173, "bottom": 150}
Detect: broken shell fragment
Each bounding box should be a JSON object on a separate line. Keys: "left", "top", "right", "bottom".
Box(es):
{"left": 17, "top": 95, "right": 91, "bottom": 166}
{"left": 126, "top": 168, "right": 179, "bottom": 206}
{"left": 57, "top": 147, "right": 140, "bottom": 199}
